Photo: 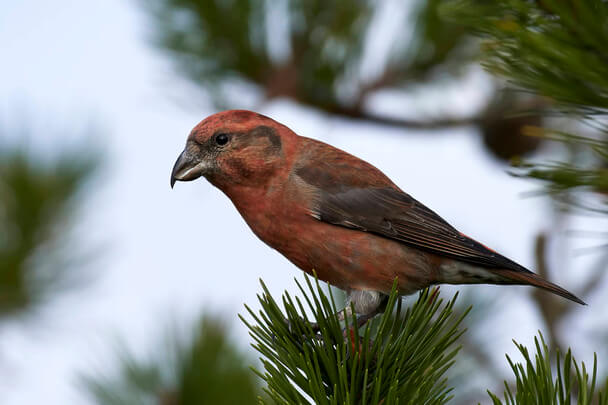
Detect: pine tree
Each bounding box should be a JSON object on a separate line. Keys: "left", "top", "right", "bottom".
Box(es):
{"left": 81, "top": 1, "right": 608, "bottom": 403}
{"left": 81, "top": 316, "right": 261, "bottom": 405}
{"left": 442, "top": 0, "right": 608, "bottom": 209}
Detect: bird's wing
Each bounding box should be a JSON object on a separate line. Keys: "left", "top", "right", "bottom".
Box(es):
{"left": 292, "top": 140, "right": 587, "bottom": 305}
{"left": 308, "top": 186, "right": 527, "bottom": 271}
{"left": 293, "top": 137, "right": 525, "bottom": 271}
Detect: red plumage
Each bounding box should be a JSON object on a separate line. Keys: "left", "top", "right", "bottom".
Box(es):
{"left": 171, "top": 110, "right": 584, "bottom": 317}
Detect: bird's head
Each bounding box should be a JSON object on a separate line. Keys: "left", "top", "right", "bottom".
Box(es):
{"left": 171, "top": 110, "right": 294, "bottom": 189}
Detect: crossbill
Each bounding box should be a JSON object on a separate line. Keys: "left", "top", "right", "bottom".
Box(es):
{"left": 171, "top": 110, "right": 584, "bottom": 320}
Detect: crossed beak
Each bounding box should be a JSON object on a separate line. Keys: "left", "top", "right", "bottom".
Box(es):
{"left": 170, "top": 150, "right": 206, "bottom": 188}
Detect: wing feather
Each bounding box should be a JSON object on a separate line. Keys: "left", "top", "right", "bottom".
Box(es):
{"left": 313, "top": 186, "right": 527, "bottom": 272}
{"left": 292, "top": 137, "right": 525, "bottom": 272}
{"left": 292, "top": 139, "right": 584, "bottom": 304}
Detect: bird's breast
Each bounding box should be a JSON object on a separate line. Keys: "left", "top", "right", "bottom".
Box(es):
{"left": 221, "top": 178, "right": 440, "bottom": 295}
{"left": 237, "top": 198, "right": 439, "bottom": 294}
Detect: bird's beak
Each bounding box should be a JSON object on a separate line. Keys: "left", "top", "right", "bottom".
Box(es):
{"left": 170, "top": 149, "right": 206, "bottom": 188}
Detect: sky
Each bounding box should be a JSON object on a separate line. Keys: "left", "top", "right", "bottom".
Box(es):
{"left": 0, "top": 1, "right": 604, "bottom": 404}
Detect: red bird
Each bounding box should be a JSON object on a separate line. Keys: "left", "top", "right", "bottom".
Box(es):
{"left": 171, "top": 110, "right": 584, "bottom": 321}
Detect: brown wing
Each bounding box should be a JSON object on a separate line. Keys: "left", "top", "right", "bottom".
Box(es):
{"left": 293, "top": 137, "right": 526, "bottom": 271}
{"left": 309, "top": 184, "right": 529, "bottom": 272}
{"left": 292, "top": 139, "right": 585, "bottom": 304}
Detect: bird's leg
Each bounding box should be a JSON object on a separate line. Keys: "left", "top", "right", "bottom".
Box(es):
{"left": 339, "top": 290, "right": 388, "bottom": 352}
{"left": 282, "top": 290, "right": 387, "bottom": 341}
{"left": 344, "top": 289, "right": 388, "bottom": 328}
{"left": 306, "top": 290, "right": 388, "bottom": 333}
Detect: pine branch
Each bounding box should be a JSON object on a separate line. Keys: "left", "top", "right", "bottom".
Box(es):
{"left": 509, "top": 128, "right": 608, "bottom": 213}
{"left": 143, "top": 1, "right": 486, "bottom": 129}
{"left": 442, "top": 0, "right": 608, "bottom": 211}
{"left": 441, "top": 1, "right": 608, "bottom": 112}
{"left": 240, "top": 276, "right": 469, "bottom": 405}
{"left": 487, "top": 333, "right": 608, "bottom": 405}
{"left": 0, "top": 135, "right": 99, "bottom": 319}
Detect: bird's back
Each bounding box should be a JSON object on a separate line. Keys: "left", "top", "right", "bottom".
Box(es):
{"left": 282, "top": 136, "right": 584, "bottom": 304}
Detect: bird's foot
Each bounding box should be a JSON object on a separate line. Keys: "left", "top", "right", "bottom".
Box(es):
{"left": 343, "top": 327, "right": 375, "bottom": 354}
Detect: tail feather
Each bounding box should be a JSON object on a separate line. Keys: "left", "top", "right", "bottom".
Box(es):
{"left": 496, "top": 269, "right": 586, "bottom": 305}
{"left": 438, "top": 261, "right": 585, "bottom": 305}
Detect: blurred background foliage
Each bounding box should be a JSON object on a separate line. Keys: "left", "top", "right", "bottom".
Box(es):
{"left": 144, "top": 0, "right": 544, "bottom": 161}
{"left": 1, "top": 0, "right": 606, "bottom": 403}
{"left": 0, "top": 133, "right": 98, "bottom": 320}
{"left": 81, "top": 316, "right": 261, "bottom": 405}
{"left": 443, "top": 0, "right": 608, "bottom": 211}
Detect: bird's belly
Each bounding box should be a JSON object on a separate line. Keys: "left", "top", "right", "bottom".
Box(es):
{"left": 263, "top": 218, "right": 440, "bottom": 295}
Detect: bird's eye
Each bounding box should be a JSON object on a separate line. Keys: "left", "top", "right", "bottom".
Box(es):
{"left": 215, "top": 133, "right": 229, "bottom": 146}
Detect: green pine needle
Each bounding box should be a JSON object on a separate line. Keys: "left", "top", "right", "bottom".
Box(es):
{"left": 0, "top": 142, "right": 99, "bottom": 319}
{"left": 487, "top": 332, "right": 608, "bottom": 405}
{"left": 81, "top": 316, "right": 261, "bottom": 405}
{"left": 240, "top": 275, "right": 469, "bottom": 405}
{"left": 441, "top": 0, "right": 608, "bottom": 213}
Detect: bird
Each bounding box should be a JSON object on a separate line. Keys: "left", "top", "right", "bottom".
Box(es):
{"left": 171, "top": 110, "right": 584, "bottom": 323}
